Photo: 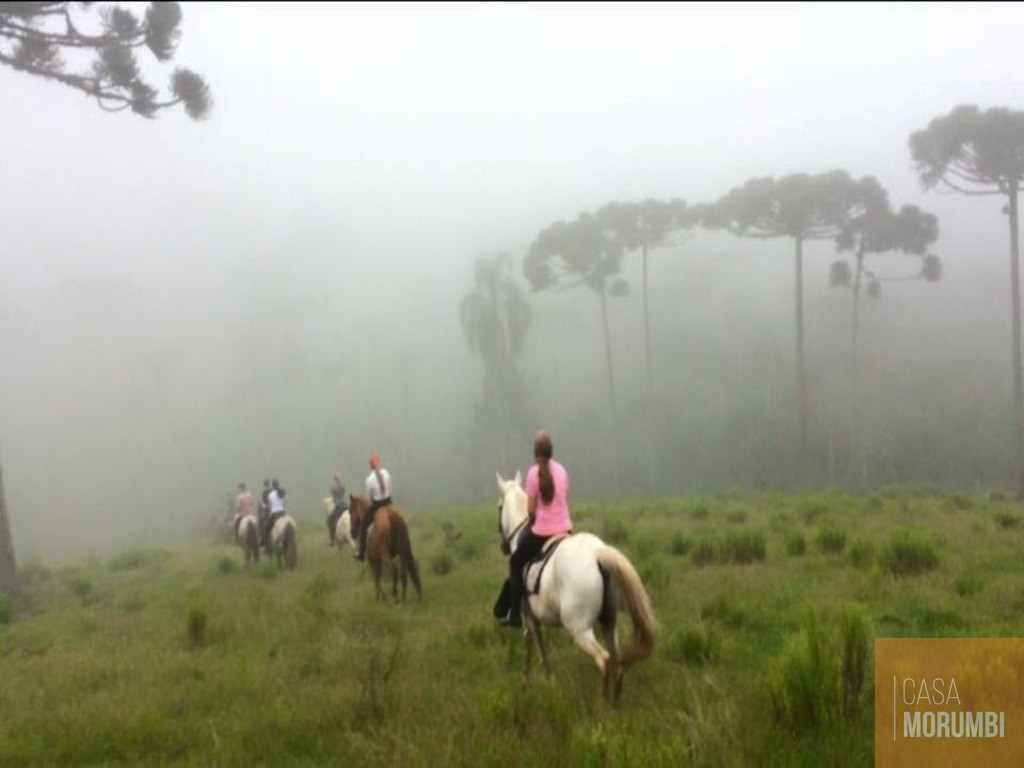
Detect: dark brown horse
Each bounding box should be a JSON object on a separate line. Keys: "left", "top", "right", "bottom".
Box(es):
{"left": 348, "top": 494, "right": 422, "bottom": 602}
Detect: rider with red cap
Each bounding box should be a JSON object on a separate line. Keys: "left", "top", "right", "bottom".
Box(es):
{"left": 354, "top": 454, "right": 393, "bottom": 561}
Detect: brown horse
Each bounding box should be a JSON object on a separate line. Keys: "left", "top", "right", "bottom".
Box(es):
{"left": 348, "top": 494, "right": 422, "bottom": 602}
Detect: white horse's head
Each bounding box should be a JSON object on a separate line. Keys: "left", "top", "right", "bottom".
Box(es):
{"left": 495, "top": 470, "right": 527, "bottom": 555}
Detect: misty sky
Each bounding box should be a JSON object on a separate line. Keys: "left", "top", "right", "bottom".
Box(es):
{"left": 3, "top": 2, "right": 1024, "bottom": 560}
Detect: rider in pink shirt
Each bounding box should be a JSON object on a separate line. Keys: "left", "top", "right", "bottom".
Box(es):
{"left": 498, "top": 430, "right": 573, "bottom": 628}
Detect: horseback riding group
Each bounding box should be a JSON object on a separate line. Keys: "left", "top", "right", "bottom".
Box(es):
{"left": 228, "top": 431, "right": 655, "bottom": 703}
{"left": 231, "top": 478, "right": 297, "bottom": 569}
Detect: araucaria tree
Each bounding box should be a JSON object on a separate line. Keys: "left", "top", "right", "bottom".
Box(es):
{"left": 594, "top": 199, "right": 690, "bottom": 397}
{"left": 829, "top": 199, "right": 941, "bottom": 483}
{"left": 0, "top": 1, "right": 210, "bottom": 597}
{"left": 707, "top": 170, "right": 888, "bottom": 464}
{"left": 459, "top": 254, "right": 534, "bottom": 475}
{"left": 0, "top": 2, "right": 211, "bottom": 118}
{"left": 910, "top": 104, "right": 1024, "bottom": 496}
{"left": 524, "top": 213, "right": 628, "bottom": 419}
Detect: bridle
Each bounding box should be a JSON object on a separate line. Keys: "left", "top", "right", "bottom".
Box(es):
{"left": 497, "top": 495, "right": 528, "bottom": 557}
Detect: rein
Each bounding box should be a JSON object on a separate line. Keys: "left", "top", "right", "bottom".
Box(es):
{"left": 498, "top": 498, "right": 528, "bottom": 557}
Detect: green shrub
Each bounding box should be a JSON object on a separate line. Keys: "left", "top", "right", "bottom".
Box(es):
{"left": 690, "top": 504, "right": 710, "bottom": 521}
{"left": 216, "top": 557, "right": 238, "bottom": 575}
{"left": 816, "top": 525, "right": 847, "bottom": 555}
{"left": 0, "top": 593, "right": 11, "bottom": 625}
{"left": 882, "top": 531, "right": 939, "bottom": 577}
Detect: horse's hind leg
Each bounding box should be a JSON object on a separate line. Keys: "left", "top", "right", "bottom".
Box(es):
{"left": 600, "top": 621, "right": 622, "bottom": 705}
{"left": 522, "top": 602, "right": 550, "bottom": 679}
{"left": 571, "top": 627, "right": 611, "bottom": 678}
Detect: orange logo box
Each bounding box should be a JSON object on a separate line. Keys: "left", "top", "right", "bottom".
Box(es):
{"left": 875, "top": 638, "right": 1024, "bottom": 767}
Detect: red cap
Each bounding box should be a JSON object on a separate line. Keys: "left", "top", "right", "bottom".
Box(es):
{"left": 369, "top": 454, "right": 379, "bottom": 467}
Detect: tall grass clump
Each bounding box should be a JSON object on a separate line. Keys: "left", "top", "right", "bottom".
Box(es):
{"left": 994, "top": 511, "right": 1020, "bottom": 530}
{"left": 300, "top": 571, "right": 334, "bottom": 619}
{"left": 107, "top": 548, "right": 170, "bottom": 573}
{"left": 815, "top": 525, "right": 847, "bottom": 554}
{"left": 769, "top": 605, "right": 871, "bottom": 733}
{"left": 217, "top": 556, "right": 239, "bottom": 575}
{"left": 666, "top": 533, "right": 690, "bottom": 557}
{"left": 602, "top": 518, "right": 629, "bottom": 545}
{"left": 881, "top": 531, "right": 939, "bottom": 577}
{"left": 690, "top": 532, "right": 766, "bottom": 566}
{"left": 431, "top": 552, "right": 453, "bottom": 577}
{"left": 720, "top": 531, "right": 767, "bottom": 564}
{"left": 666, "top": 623, "right": 719, "bottom": 666}
{"left": 186, "top": 603, "right": 208, "bottom": 648}
{"left": 68, "top": 575, "right": 94, "bottom": 606}
{"left": 848, "top": 539, "right": 875, "bottom": 568}
{"left": 785, "top": 532, "right": 806, "bottom": 557}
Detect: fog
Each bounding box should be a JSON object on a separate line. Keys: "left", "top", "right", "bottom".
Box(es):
{"left": 3, "top": 2, "right": 1024, "bottom": 561}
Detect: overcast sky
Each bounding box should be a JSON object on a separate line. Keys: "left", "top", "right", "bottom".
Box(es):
{"left": 3, "top": 1, "right": 1024, "bottom": 559}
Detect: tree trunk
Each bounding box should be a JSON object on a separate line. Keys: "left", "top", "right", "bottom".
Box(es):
{"left": 0, "top": 459, "right": 17, "bottom": 596}
{"left": 642, "top": 239, "right": 653, "bottom": 397}
{"left": 1008, "top": 184, "right": 1024, "bottom": 498}
{"left": 641, "top": 237, "right": 656, "bottom": 494}
{"left": 598, "top": 286, "right": 621, "bottom": 494}
{"left": 794, "top": 236, "right": 808, "bottom": 470}
{"left": 850, "top": 246, "right": 866, "bottom": 487}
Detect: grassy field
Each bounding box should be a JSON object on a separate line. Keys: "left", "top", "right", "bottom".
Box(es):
{"left": 2, "top": 486, "right": 1024, "bottom": 766}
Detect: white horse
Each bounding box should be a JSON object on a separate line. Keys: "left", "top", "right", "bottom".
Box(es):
{"left": 324, "top": 496, "right": 354, "bottom": 551}
{"left": 236, "top": 515, "right": 260, "bottom": 565}
{"left": 269, "top": 515, "right": 298, "bottom": 570}
{"left": 496, "top": 471, "right": 656, "bottom": 704}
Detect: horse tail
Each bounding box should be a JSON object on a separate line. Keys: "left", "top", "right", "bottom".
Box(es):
{"left": 596, "top": 546, "right": 656, "bottom": 668}
{"left": 283, "top": 520, "right": 298, "bottom": 570}
{"left": 390, "top": 513, "right": 422, "bottom": 598}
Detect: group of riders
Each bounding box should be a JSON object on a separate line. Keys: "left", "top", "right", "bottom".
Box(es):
{"left": 227, "top": 430, "right": 572, "bottom": 629}
{"left": 231, "top": 477, "right": 289, "bottom": 555}
{"left": 231, "top": 454, "right": 395, "bottom": 561}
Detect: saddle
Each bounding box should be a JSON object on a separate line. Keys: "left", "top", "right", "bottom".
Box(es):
{"left": 523, "top": 533, "right": 569, "bottom": 595}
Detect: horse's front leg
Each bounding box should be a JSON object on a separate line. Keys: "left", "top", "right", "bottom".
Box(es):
{"left": 371, "top": 560, "right": 384, "bottom": 600}
{"left": 523, "top": 600, "right": 550, "bottom": 679}
{"left": 390, "top": 557, "right": 400, "bottom": 604}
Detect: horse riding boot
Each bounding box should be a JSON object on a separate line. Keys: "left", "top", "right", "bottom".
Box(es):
{"left": 354, "top": 519, "right": 370, "bottom": 561}
{"left": 499, "top": 578, "right": 523, "bottom": 628}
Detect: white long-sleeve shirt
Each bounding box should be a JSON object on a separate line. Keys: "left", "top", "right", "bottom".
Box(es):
{"left": 365, "top": 468, "right": 393, "bottom": 502}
